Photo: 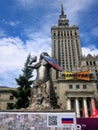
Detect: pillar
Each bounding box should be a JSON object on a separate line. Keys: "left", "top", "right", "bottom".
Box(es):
{"left": 75, "top": 98, "right": 80, "bottom": 117}
{"left": 83, "top": 98, "right": 88, "bottom": 117}
{"left": 67, "top": 98, "right": 71, "bottom": 110}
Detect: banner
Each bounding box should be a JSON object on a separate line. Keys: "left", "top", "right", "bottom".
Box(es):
{"left": 0, "top": 112, "right": 77, "bottom": 130}
{"left": 64, "top": 71, "right": 90, "bottom": 81}
{"left": 64, "top": 72, "right": 74, "bottom": 80}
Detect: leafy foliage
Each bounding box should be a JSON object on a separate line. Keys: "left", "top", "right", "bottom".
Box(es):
{"left": 12, "top": 54, "right": 33, "bottom": 109}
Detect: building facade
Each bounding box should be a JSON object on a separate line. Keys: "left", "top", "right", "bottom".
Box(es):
{"left": 51, "top": 5, "right": 82, "bottom": 80}
{"left": 81, "top": 54, "right": 98, "bottom": 81}
{"left": 51, "top": 5, "right": 98, "bottom": 118}
{"left": 0, "top": 86, "right": 16, "bottom": 110}
{"left": 54, "top": 79, "right": 97, "bottom": 117}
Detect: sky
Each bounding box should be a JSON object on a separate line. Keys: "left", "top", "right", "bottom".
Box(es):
{"left": 0, "top": 0, "right": 98, "bottom": 87}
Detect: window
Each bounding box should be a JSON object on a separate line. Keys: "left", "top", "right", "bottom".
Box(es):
{"left": 90, "top": 61, "right": 92, "bottom": 66}
{"left": 76, "top": 85, "right": 80, "bottom": 89}
{"left": 70, "top": 31, "right": 72, "bottom": 36}
{"left": 61, "top": 32, "right": 63, "bottom": 36}
{"left": 96, "top": 73, "right": 98, "bottom": 76}
{"left": 10, "top": 95, "right": 14, "bottom": 100}
{"left": 93, "top": 61, "right": 96, "bottom": 66}
{"left": 75, "top": 31, "right": 77, "bottom": 35}
{"left": 67, "top": 31, "right": 69, "bottom": 36}
{"left": 58, "top": 32, "right": 60, "bottom": 37}
{"left": 69, "top": 85, "right": 73, "bottom": 89}
{"left": 86, "top": 61, "right": 88, "bottom": 66}
{"left": 97, "top": 86, "right": 98, "bottom": 92}
{"left": 83, "top": 85, "right": 87, "bottom": 89}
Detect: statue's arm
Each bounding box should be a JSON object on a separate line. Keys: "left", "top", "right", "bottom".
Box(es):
{"left": 27, "top": 64, "right": 36, "bottom": 69}
{"left": 27, "top": 62, "right": 41, "bottom": 69}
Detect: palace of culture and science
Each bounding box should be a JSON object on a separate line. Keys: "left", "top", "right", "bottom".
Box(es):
{"left": 51, "top": 5, "right": 98, "bottom": 117}
{"left": 0, "top": 5, "right": 98, "bottom": 118}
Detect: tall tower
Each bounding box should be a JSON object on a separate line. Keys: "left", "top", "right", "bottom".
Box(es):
{"left": 51, "top": 5, "right": 82, "bottom": 79}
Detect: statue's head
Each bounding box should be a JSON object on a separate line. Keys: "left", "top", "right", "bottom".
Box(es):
{"left": 40, "top": 52, "right": 49, "bottom": 60}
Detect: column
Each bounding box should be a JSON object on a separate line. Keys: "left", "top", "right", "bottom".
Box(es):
{"left": 67, "top": 98, "right": 71, "bottom": 110}
{"left": 83, "top": 98, "right": 88, "bottom": 117}
{"left": 75, "top": 98, "right": 80, "bottom": 117}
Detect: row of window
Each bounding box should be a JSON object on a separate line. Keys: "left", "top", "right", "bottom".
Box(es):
{"left": 86, "top": 61, "right": 96, "bottom": 66}
{"left": 53, "top": 30, "right": 78, "bottom": 37}
{"left": 53, "top": 39, "right": 79, "bottom": 44}
{"left": 53, "top": 41, "right": 80, "bottom": 53}
{"left": 69, "top": 84, "right": 87, "bottom": 89}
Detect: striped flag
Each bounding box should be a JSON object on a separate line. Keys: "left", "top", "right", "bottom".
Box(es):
{"left": 44, "top": 55, "right": 63, "bottom": 71}
{"left": 61, "top": 118, "right": 74, "bottom": 124}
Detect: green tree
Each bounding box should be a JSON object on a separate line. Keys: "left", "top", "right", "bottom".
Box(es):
{"left": 12, "top": 54, "right": 33, "bottom": 109}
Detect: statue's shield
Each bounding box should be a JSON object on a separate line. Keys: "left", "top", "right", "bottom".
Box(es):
{"left": 44, "top": 56, "right": 63, "bottom": 71}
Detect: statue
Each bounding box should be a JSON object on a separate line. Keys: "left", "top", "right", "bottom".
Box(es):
{"left": 27, "top": 52, "right": 62, "bottom": 110}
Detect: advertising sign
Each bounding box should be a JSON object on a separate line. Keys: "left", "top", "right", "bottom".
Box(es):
{"left": 77, "top": 118, "right": 98, "bottom": 130}
{"left": 0, "top": 112, "right": 76, "bottom": 130}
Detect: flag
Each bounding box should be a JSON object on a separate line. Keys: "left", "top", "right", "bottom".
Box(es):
{"left": 61, "top": 118, "right": 74, "bottom": 124}
{"left": 44, "top": 55, "right": 63, "bottom": 71}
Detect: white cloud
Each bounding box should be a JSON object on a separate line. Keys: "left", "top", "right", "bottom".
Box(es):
{"left": 3, "top": 19, "right": 20, "bottom": 27}
{"left": 8, "top": 21, "right": 20, "bottom": 27}
{"left": 0, "top": 37, "right": 26, "bottom": 72}
{"left": 0, "top": 70, "right": 19, "bottom": 87}
{"left": 23, "top": 29, "right": 51, "bottom": 55}
{"left": 0, "top": 37, "right": 27, "bottom": 87}
{"left": 16, "top": 0, "right": 39, "bottom": 9}
{"left": 82, "top": 45, "right": 98, "bottom": 56}
{"left": 0, "top": 33, "right": 51, "bottom": 87}
{"left": 63, "top": 0, "right": 94, "bottom": 24}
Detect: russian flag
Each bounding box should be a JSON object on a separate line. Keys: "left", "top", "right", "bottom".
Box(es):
{"left": 61, "top": 118, "right": 74, "bottom": 124}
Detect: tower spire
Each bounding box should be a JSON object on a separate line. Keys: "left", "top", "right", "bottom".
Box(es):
{"left": 61, "top": 4, "right": 64, "bottom": 15}
{"left": 58, "top": 4, "right": 69, "bottom": 26}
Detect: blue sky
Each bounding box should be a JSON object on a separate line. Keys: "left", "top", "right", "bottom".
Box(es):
{"left": 0, "top": 0, "right": 98, "bottom": 87}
